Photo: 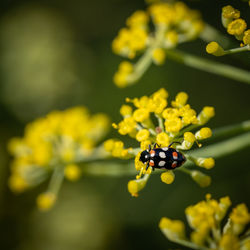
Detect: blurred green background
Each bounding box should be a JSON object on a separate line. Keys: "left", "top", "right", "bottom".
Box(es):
{"left": 0, "top": 0, "right": 249, "bottom": 249}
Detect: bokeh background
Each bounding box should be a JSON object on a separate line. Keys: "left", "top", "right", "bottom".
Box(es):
{"left": 0, "top": 0, "right": 249, "bottom": 249}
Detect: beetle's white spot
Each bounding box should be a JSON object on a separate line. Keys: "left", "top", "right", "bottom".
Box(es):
{"left": 159, "top": 161, "right": 166, "bottom": 167}
{"left": 162, "top": 147, "right": 168, "bottom": 151}
{"left": 159, "top": 152, "right": 166, "bottom": 158}
{"left": 171, "top": 161, "right": 177, "bottom": 168}
{"left": 150, "top": 152, "right": 155, "bottom": 157}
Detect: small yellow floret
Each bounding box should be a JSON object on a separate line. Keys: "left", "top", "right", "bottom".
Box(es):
{"left": 8, "top": 175, "right": 28, "bottom": 193}
{"left": 156, "top": 132, "right": 170, "bottom": 146}
{"left": 230, "top": 203, "right": 250, "bottom": 225}
{"left": 152, "top": 48, "right": 166, "bottom": 65}
{"left": 171, "top": 92, "right": 188, "bottom": 108}
{"left": 120, "top": 105, "right": 133, "bottom": 117}
{"left": 103, "top": 139, "right": 115, "bottom": 152}
{"left": 227, "top": 19, "right": 247, "bottom": 36}
{"left": 195, "top": 127, "right": 212, "bottom": 140}
{"left": 164, "top": 117, "right": 182, "bottom": 133}
{"left": 113, "top": 61, "right": 134, "bottom": 88}
{"left": 133, "top": 108, "right": 150, "bottom": 122}
{"left": 136, "top": 129, "right": 150, "bottom": 142}
{"left": 126, "top": 10, "right": 149, "bottom": 27}
{"left": 243, "top": 29, "right": 250, "bottom": 45}
{"left": 196, "top": 157, "right": 215, "bottom": 169}
{"left": 219, "top": 233, "right": 240, "bottom": 250}
{"left": 135, "top": 152, "right": 145, "bottom": 171}
{"left": 206, "top": 42, "right": 225, "bottom": 56}
{"left": 162, "top": 108, "right": 179, "bottom": 119}
{"left": 140, "top": 139, "right": 152, "bottom": 150}
{"left": 165, "top": 31, "right": 178, "bottom": 46}
{"left": 64, "top": 164, "right": 81, "bottom": 181}
{"left": 184, "top": 132, "right": 196, "bottom": 143}
{"left": 159, "top": 217, "right": 185, "bottom": 240}
{"left": 36, "top": 192, "right": 56, "bottom": 212}
{"left": 161, "top": 171, "right": 175, "bottom": 184}
{"left": 222, "top": 5, "right": 240, "bottom": 19}
{"left": 191, "top": 170, "right": 211, "bottom": 187}
{"left": 198, "top": 106, "right": 215, "bottom": 125}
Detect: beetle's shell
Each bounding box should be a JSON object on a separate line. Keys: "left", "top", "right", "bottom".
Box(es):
{"left": 148, "top": 147, "right": 186, "bottom": 170}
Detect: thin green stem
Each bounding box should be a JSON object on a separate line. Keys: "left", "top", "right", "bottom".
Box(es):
{"left": 200, "top": 24, "right": 231, "bottom": 47}
{"left": 224, "top": 45, "right": 250, "bottom": 55}
{"left": 48, "top": 165, "right": 65, "bottom": 196}
{"left": 163, "top": 236, "right": 209, "bottom": 250}
{"left": 81, "top": 161, "right": 136, "bottom": 177}
{"left": 188, "top": 132, "right": 250, "bottom": 159}
{"left": 165, "top": 49, "right": 250, "bottom": 84}
{"left": 211, "top": 120, "right": 250, "bottom": 140}
{"left": 127, "top": 25, "right": 167, "bottom": 84}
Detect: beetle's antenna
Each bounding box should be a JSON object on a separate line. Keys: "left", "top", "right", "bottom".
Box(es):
{"left": 168, "top": 141, "right": 181, "bottom": 148}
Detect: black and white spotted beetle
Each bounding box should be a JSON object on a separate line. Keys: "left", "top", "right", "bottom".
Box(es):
{"left": 139, "top": 142, "right": 186, "bottom": 171}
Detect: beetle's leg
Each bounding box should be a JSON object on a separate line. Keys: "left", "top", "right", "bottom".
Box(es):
{"left": 168, "top": 141, "right": 181, "bottom": 148}
{"left": 146, "top": 162, "right": 149, "bottom": 171}
{"left": 153, "top": 143, "right": 161, "bottom": 149}
{"left": 148, "top": 144, "right": 151, "bottom": 151}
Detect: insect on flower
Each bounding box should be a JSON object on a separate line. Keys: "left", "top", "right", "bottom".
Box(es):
{"left": 140, "top": 142, "right": 186, "bottom": 171}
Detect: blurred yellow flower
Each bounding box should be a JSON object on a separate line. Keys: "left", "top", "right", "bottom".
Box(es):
{"left": 160, "top": 195, "right": 250, "bottom": 250}
{"left": 8, "top": 106, "right": 110, "bottom": 210}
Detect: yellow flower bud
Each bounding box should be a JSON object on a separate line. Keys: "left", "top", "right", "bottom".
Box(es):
{"left": 159, "top": 217, "right": 185, "bottom": 240}
{"left": 135, "top": 151, "right": 145, "bottom": 171}
{"left": 136, "top": 129, "right": 150, "bottom": 142}
{"left": 103, "top": 139, "right": 115, "bottom": 152}
{"left": 195, "top": 127, "right": 212, "bottom": 140}
{"left": 64, "top": 164, "right": 81, "bottom": 181}
{"left": 227, "top": 18, "right": 247, "bottom": 36}
{"left": 36, "top": 192, "right": 56, "bottom": 212}
{"left": 165, "top": 117, "right": 182, "bottom": 133}
{"left": 196, "top": 157, "right": 215, "bottom": 169}
{"left": 243, "top": 29, "right": 250, "bottom": 45}
{"left": 219, "top": 233, "right": 240, "bottom": 250}
{"left": 198, "top": 106, "right": 215, "bottom": 125}
{"left": 206, "top": 42, "right": 225, "bottom": 56}
{"left": 222, "top": 5, "right": 240, "bottom": 19}
{"left": 8, "top": 175, "right": 28, "bottom": 193}
{"left": 171, "top": 92, "right": 189, "bottom": 108}
{"left": 133, "top": 108, "right": 150, "bottom": 122}
{"left": 120, "top": 105, "right": 133, "bottom": 117}
{"left": 128, "top": 178, "right": 147, "bottom": 197}
{"left": 152, "top": 48, "right": 166, "bottom": 65}
{"left": 191, "top": 170, "right": 211, "bottom": 187}
{"left": 156, "top": 132, "right": 170, "bottom": 146}
{"left": 161, "top": 171, "right": 175, "bottom": 184}
{"left": 140, "top": 139, "right": 152, "bottom": 150}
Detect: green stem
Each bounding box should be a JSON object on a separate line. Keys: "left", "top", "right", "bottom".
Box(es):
{"left": 200, "top": 24, "right": 231, "bottom": 47}
{"left": 127, "top": 25, "right": 167, "bottom": 84}
{"left": 188, "top": 132, "right": 250, "bottom": 159}
{"left": 225, "top": 45, "right": 250, "bottom": 55}
{"left": 81, "top": 161, "right": 136, "bottom": 177}
{"left": 211, "top": 120, "right": 250, "bottom": 140}
{"left": 164, "top": 236, "right": 209, "bottom": 250}
{"left": 165, "top": 49, "right": 250, "bottom": 84}
{"left": 48, "top": 165, "right": 65, "bottom": 195}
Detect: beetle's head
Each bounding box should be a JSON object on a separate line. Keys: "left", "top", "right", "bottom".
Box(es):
{"left": 139, "top": 150, "right": 150, "bottom": 163}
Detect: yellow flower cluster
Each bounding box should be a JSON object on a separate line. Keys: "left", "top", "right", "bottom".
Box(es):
{"left": 112, "top": 2, "right": 204, "bottom": 87}
{"left": 104, "top": 88, "right": 215, "bottom": 197}
{"left": 8, "top": 106, "right": 109, "bottom": 210}
{"left": 160, "top": 194, "right": 250, "bottom": 250}
{"left": 206, "top": 5, "right": 250, "bottom": 56}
